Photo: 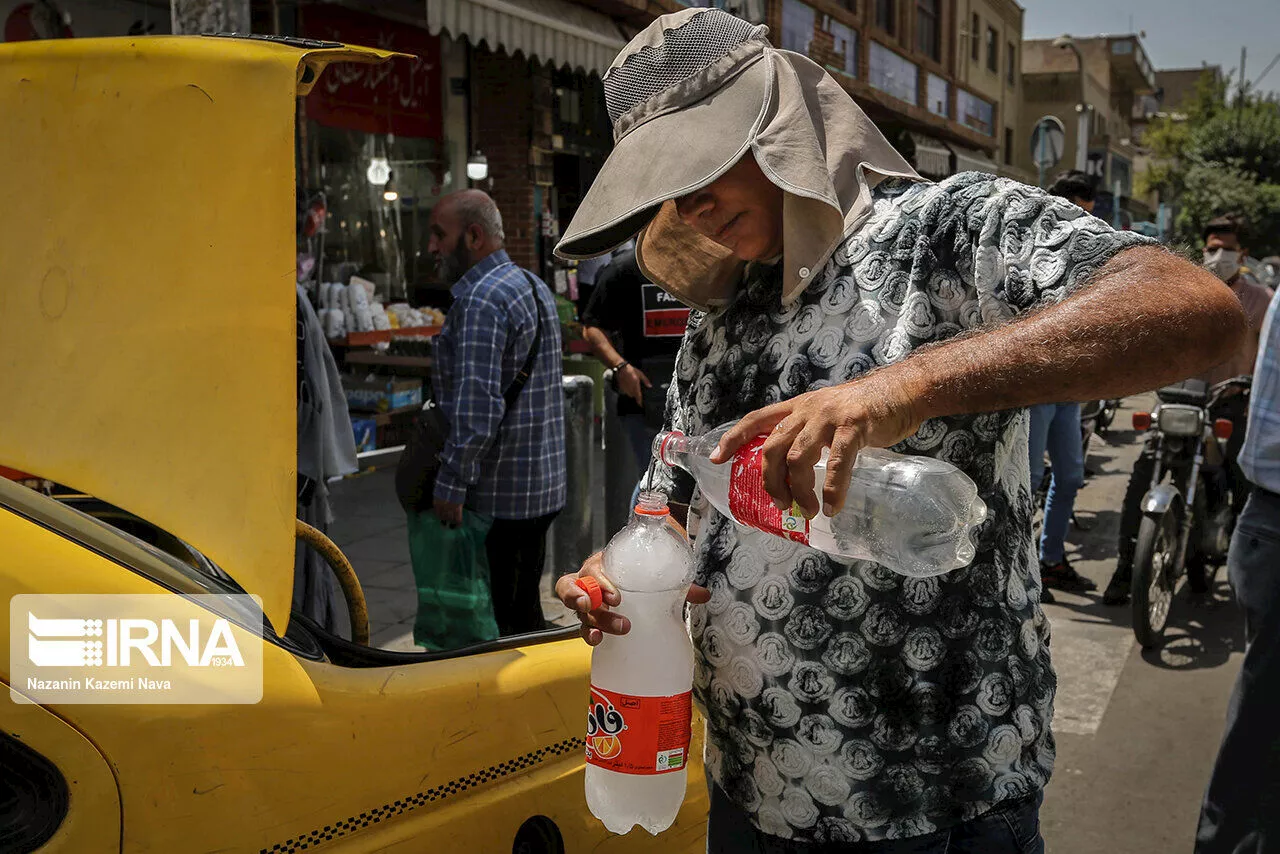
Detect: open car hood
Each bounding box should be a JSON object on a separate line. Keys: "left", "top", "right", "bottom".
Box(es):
{"left": 0, "top": 35, "right": 398, "bottom": 634}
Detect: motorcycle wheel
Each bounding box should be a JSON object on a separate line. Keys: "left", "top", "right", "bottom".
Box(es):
{"left": 1097, "top": 404, "right": 1117, "bottom": 433}
{"left": 1132, "top": 510, "right": 1179, "bottom": 649}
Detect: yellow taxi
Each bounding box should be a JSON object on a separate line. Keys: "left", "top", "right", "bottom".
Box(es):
{"left": 0, "top": 34, "right": 707, "bottom": 853}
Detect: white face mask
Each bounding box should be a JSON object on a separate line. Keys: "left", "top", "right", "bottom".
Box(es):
{"left": 1204, "top": 247, "right": 1241, "bottom": 282}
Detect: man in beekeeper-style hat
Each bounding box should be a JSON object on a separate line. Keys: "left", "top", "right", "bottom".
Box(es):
{"left": 557, "top": 9, "right": 1246, "bottom": 850}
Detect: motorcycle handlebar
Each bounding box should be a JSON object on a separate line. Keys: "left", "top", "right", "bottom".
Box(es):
{"left": 1206, "top": 376, "right": 1252, "bottom": 410}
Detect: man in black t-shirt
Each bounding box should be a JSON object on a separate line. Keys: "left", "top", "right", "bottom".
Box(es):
{"left": 581, "top": 241, "right": 689, "bottom": 477}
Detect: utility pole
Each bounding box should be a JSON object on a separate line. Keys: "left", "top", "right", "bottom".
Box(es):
{"left": 1237, "top": 46, "right": 1247, "bottom": 127}
{"left": 1240, "top": 47, "right": 1248, "bottom": 103}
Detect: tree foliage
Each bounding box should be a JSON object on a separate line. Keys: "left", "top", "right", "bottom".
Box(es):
{"left": 1138, "top": 70, "right": 1280, "bottom": 256}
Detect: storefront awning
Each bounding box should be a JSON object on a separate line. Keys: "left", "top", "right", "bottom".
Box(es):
{"left": 428, "top": 0, "right": 627, "bottom": 76}
{"left": 910, "top": 133, "right": 951, "bottom": 179}
{"left": 950, "top": 143, "right": 999, "bottom": 176}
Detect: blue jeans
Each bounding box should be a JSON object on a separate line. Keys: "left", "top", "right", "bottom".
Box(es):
{"left": 1196, "top": 488, "right": 1280, "bottom": 853}
{"left": 1028, "top": 403, "right": 1085, "bottom": 565}
{"left": 707, "top": 783, "right": 1045, "bottom": 853}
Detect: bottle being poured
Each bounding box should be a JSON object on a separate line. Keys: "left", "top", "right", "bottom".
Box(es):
{"left": 653, "top": 421, "right": 987, "bottom": 577}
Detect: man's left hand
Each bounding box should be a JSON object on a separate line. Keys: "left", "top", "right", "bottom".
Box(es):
{"left": 710, "top": 371, "right": 923, "bottom": 519}
{"left": 433, "top": 498, "right": 464, "bottom": 528}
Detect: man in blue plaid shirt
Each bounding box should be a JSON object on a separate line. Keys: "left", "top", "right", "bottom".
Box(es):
{"left": 429, "top": 190, "right": 566, "bottom": 635}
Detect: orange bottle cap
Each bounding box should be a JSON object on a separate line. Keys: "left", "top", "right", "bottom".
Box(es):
{"left": 575, "top": 576, "right": 603, "bottom": 610}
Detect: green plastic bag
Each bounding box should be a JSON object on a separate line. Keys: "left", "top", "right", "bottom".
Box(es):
{"left": 407, "top": 510, "right": 499, "bottom": 650}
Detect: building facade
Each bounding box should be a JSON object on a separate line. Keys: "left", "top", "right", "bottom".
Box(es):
{"left": 952, "top": 0, "right": 1027, "bottom": 181}
{"left": 1128, "top": 65, "right": 1222, "bottom": 236}
{"left": 1019, "top": 33, "right": 1156, "bottom": 225}
{"left": 761, "top": 0, "right": 1004, "bottom": 180}
{"left": 5, "top": 0, "right": 1029, "bottom": 292}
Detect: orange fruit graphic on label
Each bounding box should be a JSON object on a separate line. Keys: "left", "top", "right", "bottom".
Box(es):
{"left": 590, "top": 735, "right": 622, "bottom": 760}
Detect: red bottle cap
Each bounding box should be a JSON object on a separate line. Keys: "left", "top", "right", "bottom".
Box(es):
{"left": 575, "top": 576, "right": 603, "bottom": 611}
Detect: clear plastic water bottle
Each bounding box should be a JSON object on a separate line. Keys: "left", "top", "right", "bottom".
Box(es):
{"left": 654, "top": 422, "right": 987, "bottom": 577}
{"left": 575, "top": 491, "right": 695, "bottom": 835}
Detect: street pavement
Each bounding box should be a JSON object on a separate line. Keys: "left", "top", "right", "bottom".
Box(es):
{"left": 1037, "top": 394, "right": 1244, "bottom": 853}
{"left": 325, "top": 393, "right": 1247, "bottom": 851}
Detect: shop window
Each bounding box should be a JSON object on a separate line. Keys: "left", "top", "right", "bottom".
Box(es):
{"left": 875, "top": 0, "right": 895, "bottom": 36}
{"left": 1004, "top": 128, "right": 1013, "bottom": 164}
{"left": 926, "top": 73, "right": 950, "bottom": 118}
{"left": 1007, "top": 41, "right": 1017, "bottom": 85}
{"left": 551, "top": 68, "right": 611, "bottom": 156}
{"left": 971, "top": 13, "right": 980, "bottom": 62}
{"left": 298, "top": 7, "right": 447, "bottom": 297}
{"left": 780, "top": 0, "right": 816, "bottom": 55}
{"left": 986, "top": 26, "right": 997, "bottom": 72}
{"left": 303, "top": 127, "right": 446, "bottom": 299}
{"left": 915, "top": 0, "right": 939, "bottom": 62}
{"left": 957, "top": 89, "right": 995, "bottom": 136}
{"left": 869, "top": 41, "right": 918, "bottom": 105}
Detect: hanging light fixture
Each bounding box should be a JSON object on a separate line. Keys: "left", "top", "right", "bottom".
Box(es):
{"left": 383, "top": 170, "right": 398, "bottom": 202}
{"left": 366, "top": 156, "right": 391, "bottom": 186}
{"left": 466, "top": 150, "right": 489, "bottom": 182}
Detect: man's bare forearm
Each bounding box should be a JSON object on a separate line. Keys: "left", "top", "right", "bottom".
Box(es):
{"left": 894, "top": 246, "right": 1248, "bottom": 423}
{"left": 583, "top": 325, "right": 624, "bottom": 369}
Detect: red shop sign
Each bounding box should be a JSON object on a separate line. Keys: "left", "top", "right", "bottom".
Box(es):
{"left": 301, "top": 5, "right": 442, "bottom": 140}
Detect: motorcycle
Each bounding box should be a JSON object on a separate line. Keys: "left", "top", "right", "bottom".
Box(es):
{"left": 1079, "top": 400, "right": 1103, "bottom": 461}
{"left": 1129, "top": 376, "right": 1252, "bottom": 648}
{"left": 1096, "top": 399, "right": 1121, "bottom": 433}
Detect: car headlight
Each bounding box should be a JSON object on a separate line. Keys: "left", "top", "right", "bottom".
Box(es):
{"left": 1157, "top": 404, "right": 1204, "bottom": 437}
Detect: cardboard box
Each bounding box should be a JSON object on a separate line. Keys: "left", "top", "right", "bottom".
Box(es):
{"left": 344, "top": 376, "right": 423, "bottom": 413}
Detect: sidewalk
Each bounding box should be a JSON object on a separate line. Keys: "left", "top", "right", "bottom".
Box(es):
{"left": 325, "top": 444, "right": 606, "bottom": 650}
{"left": 1036, "top": 394, "right": 1244, "bottom": 852}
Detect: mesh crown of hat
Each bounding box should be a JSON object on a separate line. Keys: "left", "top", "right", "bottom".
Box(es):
{"left": 603, "top": 10, "right": 763, "bottom": 126}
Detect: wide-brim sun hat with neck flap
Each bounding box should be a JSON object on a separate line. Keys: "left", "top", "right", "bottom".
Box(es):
{"left": 554, "top": 7, "right": 922, "bottom": 311}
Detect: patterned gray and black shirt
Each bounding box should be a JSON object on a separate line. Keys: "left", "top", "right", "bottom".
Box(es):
{"left": 654, "top": 173, "right": 1153, "bottom": 842}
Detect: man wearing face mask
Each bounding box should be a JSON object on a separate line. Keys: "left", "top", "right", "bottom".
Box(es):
{"left": 1200, "top": 216, "right": 1272, "bottom": 385}
{"left": 1104, "top": 214, "right": 1272, "bottom": 606}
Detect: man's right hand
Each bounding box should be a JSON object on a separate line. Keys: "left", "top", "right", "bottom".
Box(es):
{"left": 616, "top": 364, "right": 652, "bottom": 407}
{"left": 555, "top": 552, "right": 711, "bottom": 646}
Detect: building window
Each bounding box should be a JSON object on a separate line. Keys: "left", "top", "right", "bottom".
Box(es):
{"left": 916, "top": 0, "right": 939, "bottom": 61}
{"left": 1004, "top": 127, "right": 1013, "bottom": 164}
{"left": 986, "top": 27, "right": 997, "bottom": 72}
{"left": 780, "top": 0, "right": 816, "bottom": 56}
{"left": 828, "top": 19, "right": 858, "bottom": 78}
{"left": 926, "top": 72, "right": 950, "bottom": 118}
{"left": 1007, "top": 41, "right": 1016, "bottom": 85}
{"left": 869, "top": 40, "right": 918, "bottom": 104}
{"left": 1112, "top": 156, "right": 1132, "bottom": 197}
{"left": 970, "top": 13, "right": 979, "bottom": 61}
{"left": 875, "top": 0, "right": 895, "bottom": 36}
{"left": 957, "top": 88, "right": 995, "bottom": 135}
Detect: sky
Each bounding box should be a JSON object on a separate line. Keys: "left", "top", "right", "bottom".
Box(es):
{"left": 1021, "top": 0, "right": 1280, "bottom": 100}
